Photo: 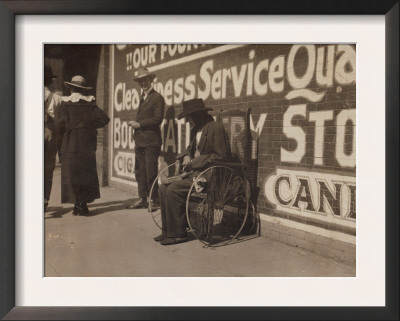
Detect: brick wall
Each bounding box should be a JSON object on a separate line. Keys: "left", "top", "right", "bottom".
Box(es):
{"left": 107, "top": 44, "right": 356, "bottom": 264}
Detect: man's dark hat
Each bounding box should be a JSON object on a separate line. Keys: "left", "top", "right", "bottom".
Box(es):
{"left": 44, "top": 64, "right": 57, "bottom": 80}
{"left": 178, "top": 98, "right": 213, "bottom": 120}
{"left": 133, "top": 67, "right": 156, "bottom": 81}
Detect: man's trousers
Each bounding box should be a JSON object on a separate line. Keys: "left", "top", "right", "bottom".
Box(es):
{"left": 159, "top": 178, "right": 192, "bottom": 238}
{"left": 44, "top": 132, "right": 57, "bottom": 201}
{"left": 134, "top": 146, "right": 161, "bottom": 200}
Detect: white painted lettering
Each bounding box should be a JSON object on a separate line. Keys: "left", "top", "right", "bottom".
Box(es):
{"left": 269, "top": 55, "right": 285, "bottom": 92}
{"left": 281, "top": 104, "right": 307, "bottom": 163}
{"left": 198, "top": 60, "right": 213, "bottom": 100}
{"left": 254, "top": 59, "right": 269, "bottom": 95}
{"left": 336, "top": 109, "right": 356, "bottom": 167}
{"left": 309, "top": 110, "right": 334, "bottom": 165}
{"left": 287, "top": 45, "right": 316, "bottom": 89}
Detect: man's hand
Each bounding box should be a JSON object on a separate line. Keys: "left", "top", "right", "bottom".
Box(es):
{"left": 182, "top": 155, "right": 192, "bottom": 167}
{"left": 44, "top": 127, "right": 52, "bottom": 142}
{"left": 128, "top": 121, "right": 140, "bottom": 129}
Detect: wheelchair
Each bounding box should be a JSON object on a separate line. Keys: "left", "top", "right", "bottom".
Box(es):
{"left": 149, "top": 108, "right": 259, "bottom": 247}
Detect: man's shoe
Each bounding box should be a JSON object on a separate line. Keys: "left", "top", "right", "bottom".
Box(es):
{"left": 160, "top": 237, "right": 188, "bottom": 245}
{"left": 153, "top": 234, "right": 167, "bottom": 242}
{"left": 127, "top": 198, "right": 148, "bottom": 209}
{"left": 148, "top": 199, "right": 160, "bottom": 212}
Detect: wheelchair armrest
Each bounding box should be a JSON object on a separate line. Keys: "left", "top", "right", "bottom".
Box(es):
{"left": 209, "top": 159, "right": 250, "bottom": 168}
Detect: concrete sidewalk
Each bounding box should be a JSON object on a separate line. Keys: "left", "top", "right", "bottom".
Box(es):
{"left": 44, "top": 167, "right": 355, "bottom": 277}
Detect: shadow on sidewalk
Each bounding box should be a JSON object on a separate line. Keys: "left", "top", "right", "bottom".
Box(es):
{"left": 45, "top": 205, "right": 74, "bottom": 219}
{"left": 45, "top": 198, "right": 142, "bottom": 219}
{"left": 87, "top": 198, "right": 140, "bottom": 216}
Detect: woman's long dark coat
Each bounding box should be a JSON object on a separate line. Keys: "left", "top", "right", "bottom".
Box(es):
{"left": 56, "top": 100, "right": 110, "bottom": 204}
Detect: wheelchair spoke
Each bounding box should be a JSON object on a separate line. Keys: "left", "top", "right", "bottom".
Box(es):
{"left": 219, "top": 169, "right": 234, "bottom": 202}
{"left": 186, "top": 165, "right": 251, "bottom": 247}
{"left": 215, "top": 167, "right": 225, "bottom": 200}
{"left": 222, "top": 176, "right": 243, "bottom": 205}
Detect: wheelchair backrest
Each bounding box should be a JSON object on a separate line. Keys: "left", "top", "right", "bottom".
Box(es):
{"left": 210, "top": 108, "right": 259, "bottom": 204}
{"left": 216, "top": 108, "right": 253, "bottom": 165}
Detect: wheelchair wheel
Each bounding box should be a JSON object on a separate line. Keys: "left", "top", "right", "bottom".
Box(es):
{"left": 149, "top": 162, "right": 181, "bottom": 229}
{"left": 238, "top": 199, "right": 259, "bottom": 239}
{"left": 186, "top": 165, "right": 251, "bottom": 247}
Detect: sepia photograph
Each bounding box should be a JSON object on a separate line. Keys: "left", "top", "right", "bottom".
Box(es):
{"left": 1, "top": 2, "right": 396, "bottom": 318}
{"left": 44, "top": 43, "right": 357, "bottom": 277}
{"left": 0, "top": 0, "right": 400, "bottom": 320}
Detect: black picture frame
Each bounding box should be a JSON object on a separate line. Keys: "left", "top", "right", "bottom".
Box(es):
{"left": 0, "top": 1, "right": 398, "bottom": 320}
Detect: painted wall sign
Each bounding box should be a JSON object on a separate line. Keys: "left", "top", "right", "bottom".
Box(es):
{"left": 110, "top": 44, "right": 356, "bottom": 232}
{"left": 265, "top": 168, "right": 356, "bottom": 228}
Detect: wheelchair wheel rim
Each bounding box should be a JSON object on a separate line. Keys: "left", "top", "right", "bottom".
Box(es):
{"left": 149, "top": 162, "right": 177, "bottom": 229}
{"left": 186, "top": 165, "right": 251, "bottom": 247}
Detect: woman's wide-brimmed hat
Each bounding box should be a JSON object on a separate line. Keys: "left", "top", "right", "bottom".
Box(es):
{"left": 133, "top": 67, "right": 156, "bottom": 81}
{"left": 64, "top": 75, "right": 92, "bottom": 90}
{"left": 178, "top": 98, "right": 213, "bottom": 120}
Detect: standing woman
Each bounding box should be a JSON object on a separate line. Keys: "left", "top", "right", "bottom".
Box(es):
{"left": 56, "top": 75, "right": 110, "bottom": 216}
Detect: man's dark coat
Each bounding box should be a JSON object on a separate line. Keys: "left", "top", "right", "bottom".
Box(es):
{"left": 160, "top": 119, "right": 231, "bottom": 238}
{"left": 134, "top": 89, "right": 165, "bottom": 147}
{"left": 183, "top": 120, "right": 231, "bottom": 169}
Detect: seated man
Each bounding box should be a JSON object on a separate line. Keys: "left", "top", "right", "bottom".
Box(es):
{"left": 155, "top": 98, "right": 231, "bottom": 245}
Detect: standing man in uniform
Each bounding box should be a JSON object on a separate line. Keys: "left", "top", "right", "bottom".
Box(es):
{"left": 44, "top": 64, "right": 62, "bottom": 209}
{"left": 127, "top": 67, "right": 165, "bottom": 209}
